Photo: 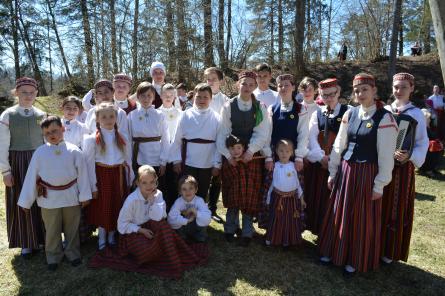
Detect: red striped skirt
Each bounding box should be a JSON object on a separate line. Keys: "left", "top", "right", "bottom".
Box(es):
{"left": 381, "top": 162, "right": 415, "bottom": 262}
{"left": 221, "top": 155, "right": 264, "bottom": 215}
{"left": 319, "top": 160, "right": 382, "bottom": 272}
{"left": 6, "top": 150, "right": 44, "bottom": 249}
{"left": 86, "top": 163, "right": 128, "bottom": 231}
{"left": 304, "top": 161, "right": 330, "bottom": 235}
{"left": 88, "top": 220, "right": 209, "bottom": 279}
{"left": 265, "top": 189, "right": 304, "bottom": 246}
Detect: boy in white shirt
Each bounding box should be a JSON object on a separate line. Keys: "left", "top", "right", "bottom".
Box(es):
{"left": 18, "top": 116, "right": 91, "bottom": 271}
{"left": 253, "top": 63, "right": 278, "bottom": 108}
{"left": 168, "top": 175, "right": 211, "bottom": 242}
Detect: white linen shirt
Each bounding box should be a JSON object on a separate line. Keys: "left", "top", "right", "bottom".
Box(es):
{"left": 0, "top": 105, "right": 45, "bottom": 174}
{"left": 209, "top": 91, "right": 229, "bottom": 114}
{"left": 428, "top": 94, "right": 444, "bottom": 110}
{"left": 128, "top": 106, "right": 170, "bottom": 166}
{"left": 253, "top": 88, "right": 278, "bottom": 108}
{"left": 158, "top": 105, "right": 182, "bottom": 143}
{"left": 62, "top": 118, "right": 87, "bottom": 148}
{"left": 17, "top": 141, "right": 92, "bottom": 209}
{"left": 169, "top": 106, "right": 221, "bottom": 168}
{"left": 167, "top": 195, "right": 211, "bottom": 229}
{"left": 266, "top": 161, "right": 303, "bottom": 204}
{"left": 82, "top": 128, "right": 133, "bottom": 192}
{"left": 117, "top": 188, "right": 167, "bottom": 234}
{"left": 84, "top": 106, "right": 129, "bottom": 137}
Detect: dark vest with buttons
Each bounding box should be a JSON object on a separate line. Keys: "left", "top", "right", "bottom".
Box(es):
{"left": 317, "top": 104, "right": 348, "bottom": 134}
{"left": 271, "top": 101, "right": 302, "bottom": 148}
{"left": 230, "top": 99, "right": 256, "bottom": 145}
{"left": 342, "top": 106, "right": 389, "bottom": 163}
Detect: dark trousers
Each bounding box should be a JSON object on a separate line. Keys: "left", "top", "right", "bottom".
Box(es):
{"left": 176, "top": 220, "right": 207, "bottom": 242}
{"left": 184, "top": 166, "right": 212, "bottom": 200}
{"left": 164, "top": 163, "right": 179, "bottom": 211}
{"left": 207, "top": 175, "right": 221, "bottom": 213}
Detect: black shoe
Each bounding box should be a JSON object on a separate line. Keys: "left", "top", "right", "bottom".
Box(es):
{"left": 235, "top": 228, "right": 242, "bottom": 237}
{"left": 48, "top": 263, "right": 58, "bottom": 271}
{"left": 239, "top": 237, "right": 251, "bottom": 247}
{"left": 343, "top": 268, "right": 356, "bottom": 278}
{"left": 224, "top": 233, "right": 235, "bottom": 243}
{"left": 71, "top": 258, "right": 82, "bottom": 267}
{"left": 21, "top": 253, "right": 33, "bottom": 260}
{"left": 319, "top": 257, "right": 332, "bottom": 266}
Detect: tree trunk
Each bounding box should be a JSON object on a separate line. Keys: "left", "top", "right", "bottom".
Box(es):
{"left": 225, "top": 0, "right": 231, "bottom": 65}
{"left": 388, "top": 0, "right": 403, "bottom": 85}
{"left": 429, "top": 0, "right": 445, "bottom": 83}
{"left": 269, "top": 0, "right": 274, "bottom": 65}
{"left": 325, "top": 0, "right": 333, "bottom": 61}
{"left": 17, "top": 6, "right": 48, "bottom": 95}
{"left": 46, "top": 14, "right": 53, "bottom": 92}
{"left": 203, "top": 0, "right": 214, "bottom": 67}
{"left": 132, "top": 0, "right": 139, "bottom": 80}
{"left": 110, "top": 0, "right": 118, "bottom": 73}
{"left": 294, "top": 0, "right": 306, "bottom": 78}
{"left": 398, "top": 16, "right": 403, "bottom": 56}
{"left": 278, "top": 0, "right": 283, "bottom": 65}
{"left": 176, "top": 0, "right": 189, "bottom": 81}
{"left": 47, "top": 0, "right": 72, "bottom": 81}
{"left": 165, "top": 1, "right": 176, "bottom": 73}
{"left": 218, "top": 0, "right": 226, "bottom": 70}
{"left": 100, "top": 0, "right": 108, "bottom": 77}
{"left": 118, "top": 0, "right": 131, "bottom": 72}
{"left": 93, "top": 3, "right": 101, "bottom": 80}
{"left": 10, "top": 0, "right": 20, "bottom": 79}
{"left": 80, "top": 0, "right": 95, "bottom": 87}
{"left": 305, "top": 0, "right": 311, "bottom": 61}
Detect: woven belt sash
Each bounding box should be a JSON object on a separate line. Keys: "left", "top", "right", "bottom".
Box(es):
{"left": 37, "top": 177, "right": 77, "bottom": 198}
{"left": 132, "top": 136, "right": 162, "bottom": 172}
{"left": 181, "top": 138, "right": 215, "bottom": 169}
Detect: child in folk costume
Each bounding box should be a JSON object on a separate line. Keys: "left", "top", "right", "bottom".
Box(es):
{"left": 183, "top": 91, "right": 195, "bottom": 111}
{"left": 419, "top": 108, "right": 444, "bottom": 177}
{"left": 168, "top": 175, "right": 212, "bottom": 242}
{"left": 128, "top": 82, "right": 170, "bottom": 191}
{"left": 150, "top": 61, "right": 167, "bottom": 108}
{"left": 253, "top": 63, "right": 278, "bottom": 108}
{"left": 82, "top": 89, "right": 95, "bottom": 112}
{"left": 427, "top": 85, "right": 444, "bottom": 141}
{"left": 84, "top": 79, "right": 129, "bottom": 137}
{"left": 319, "top": 73, "right": 398, "bottom": 275}
{"left": 305, "top": 78, "right": 350, "bottom": 235}
{"left": 170, "top": 83, "right": 221, "bottom": 203}
{"left": 298, "top": 77, "right": 320, "bottom": 120}
{"left": 17, "top": 116, "right": 91, "bottom": 270}
{"left": 0, "top": 77, "right": 45, "bottom": 257}
{"left": 113, "top": 73, "right": 137, "bottom": 114}
{"left": 159, "top": 83, "right": 183, "bottom": 208}
{"left": 83, "top": 102, "right": 133, "bottom": 250}
{"left": 176, "top": 83, "right": 188, "bottom": 109}
{"left": 204, "top": 67, "right": 229, "bottom": 221}
{"left": 381, "top": 73, "right": 429, "bottom": 264}
{"left": 263, "top": 139, "right": 305, "bottom": 247}
{"left": 77, "top": 104, "right": 88, "bottom": 123}
{"left": 61, "top": 96, "right": 87, "bottom": 148}
{"left": 264, "top": 74, "right": 309, "bottom": 176}
{"left": 217, "top": 71, "right": 271, "bottom": 247}
{"left": 89, "top": 165, "right": 208, "bottom": 279}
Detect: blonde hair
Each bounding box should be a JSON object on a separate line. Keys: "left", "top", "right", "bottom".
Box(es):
{"left": 178, "top": 175, "right": 198, "bottom": 191}
{"left": 161, "top": 83, "right": 177, "bottom": 96}
{"left": 275, "top": 139, "right": 295, "bottom": 154}
{"left": 137, "top": 165, "right": 158, "bottom": 181}
{"left": 95, "top": 102, "right": 126, "bottom": 154}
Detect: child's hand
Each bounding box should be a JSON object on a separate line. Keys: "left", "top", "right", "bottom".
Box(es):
{"left": 20, "top": 206, "right": 30, "bottom": 214}
{"left": 394, "top": 150, "right": 409, "bottom": 162}
{"left": 211, "top": 167, "right": 220, "bottom": 177}
{"left": 138, "top": 228, "right": 154, "bottom": 239}
{"left": 92, "top": 191, "right": 98, "bottom": 199}
{"left": 242, "top": 151, "right": 253, "bottom": 163}
{"left": 3, "top": 174, "right": 14, "bottom": 187}
{"left": 159, "top": 165, "right": 166, "bottom": 177}
{"left": 300, "top": 197, "right": 306, "bottom": 209}
{"left": 265, "top": 160, "right": 273, "bottom": 172}
{"left": 371, "top": 191, "right": 383, "bottom": 200}
{"left": 294, "top": 159, "right": 304, "bottom": 172}
{"left": 320, "top": 155, "right": 329, "bottom": 170}
{"left": 327, "top": 177, "right": 334, "bottom": 191}
{"left": 187, "top": 215, "right": 196, "bottom": 223}
{"left": 228, "top": 157, "right": 238, "bottom": 167}
{"left": 81, "top": 200, "right": 91, "bottom": 208}
{"left": 173, "top": 163, "right": 182, "bottom": 174}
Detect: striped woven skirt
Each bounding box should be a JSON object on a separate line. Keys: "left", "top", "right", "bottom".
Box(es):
{"left": 5, "top": 150, "right": 45, "bottom": 249}
{"left": 319, "top": 160, "right": 382, "bottom": 272}
{"left": 221, "top": 155, "right": 264, "bottom": 216}
{"left": 265, "top": 189, "right": 304, "bottom": 246}
{"left": 381, "top": 162, "right": 415, "bottom": 262}
{"left": 88, "top": 220, "right": 209, "bottom": 279}
{"left": 86, "top": 163, "right": 128, "bottom": 231}
{"left": 304, "top": 161, "right": 330, "bottom": 235}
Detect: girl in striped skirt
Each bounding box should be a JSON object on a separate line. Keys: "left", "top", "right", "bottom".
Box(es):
{"left": 89, "top": 165, "right": 208, "bottom": 279}
{"left": 381, "top": 73, "right": 428, "bottom": 264}
{"left": 83, "top": 102, "right": 133, "bottom": 250}
{"left": 0, "top": 77, "right": 45, "bottom": 257}
{"left": 264, "top": 139, "right": 305, "bottom": 247}
{"left": 318, "top": 73, "right": 398, "bottom": 275}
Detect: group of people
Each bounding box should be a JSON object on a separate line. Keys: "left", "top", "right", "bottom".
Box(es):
{"left": 0, "top": 61, "right": 435, "bottom": 278}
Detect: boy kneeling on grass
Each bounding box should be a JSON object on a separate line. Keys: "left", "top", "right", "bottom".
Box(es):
{"left": 18, "top": 115, "right": 91, "bottom": 271}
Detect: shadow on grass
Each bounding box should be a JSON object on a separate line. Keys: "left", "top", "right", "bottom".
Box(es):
{"left": 415, "top": 192, "right": 436, "bottom": 202}
{"left": 9, "top": 226, "right": 445, "bottom": 296}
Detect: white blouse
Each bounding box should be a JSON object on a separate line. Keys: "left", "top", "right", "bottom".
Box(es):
{"left": 84, "top": 106, "right": 129, "bottom": 138}
{"left": 253, "top": 88, "right": 278, "bottom": 108}
{"left": 128, "top": 106, "right": 170, "bottom": 166}
{"left": 117, "top": 188, "right": 167, "bottom": 234}
{"left": 267, "top": 161, "right": 303, "bottom": 204}
{"left": 62, "top": 118, "right": 87, "bottom": 148}
{"left": 158, "top": 105, "right": 182, "bottom": 144}
{"left": 209, "top": 91, "right": 229, "bottom": 114}
{"left": 167, "top": 195, "right": 211, "bottom": 229}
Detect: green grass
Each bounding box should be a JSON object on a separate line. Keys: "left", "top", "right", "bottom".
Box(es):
{"left": 0, "top": 97, "right": 444, "bottom": 295}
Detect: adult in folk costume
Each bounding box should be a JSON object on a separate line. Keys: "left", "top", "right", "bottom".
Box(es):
{"left": 319, "top": 73, "right": 398, "bottom": 275}
{"left": 305, "top": 78, "right": 350, "bottom": 235}
{"left": 381, "top": 73, "right": 428, "bottom": 264}
{"left": 150, "top": 62, "right": 181, "bottom": 109}
{"left": 217, "top": 71, "right": 271, "bottom": 247}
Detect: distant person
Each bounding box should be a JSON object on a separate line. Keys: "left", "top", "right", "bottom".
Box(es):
{"left": 419, "top": 108, "right": 444, "bottom": 177}
{"left": 427, "top": 85, "right": 445, "bottom": 140}
{"left": 253, "top": 63, "right": 278, "bottom": 108}
{"left": 337, "top": 43, "right": 347, "bottom": 61}
{"left": 411, "top": 42, "right": 422, "bottom": 56}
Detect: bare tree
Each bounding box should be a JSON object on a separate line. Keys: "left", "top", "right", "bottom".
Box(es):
{"left": 218, "top": 0, "right": 227, "bottom": 70}
{"left": 429, "top": 0, "right": 445, "bottom": 83}
{"left": 203, "top": 0, "right": 214, "bottom": 67}
{"left": 132, "top": 0, "right": 139, "bottom": 80}
{"left": 165, "top": 0, "right": 176, "bottom": 73}
{"left": 80, "top": 0, "right": 95, "bottom": 87}
{"left": 388, "top": 0, "right": 403, "bottom": 83}
{"left": 225, "top": 0, "right": 231, "bottom": 66}
{"left": 110, "top": 0, "right": 118, "bottom": 73}
{"left": 177, "top": 0, "right": 189, "bottom": 81}
{"left": 9, "top": 0, "right": 20, "bottom": 79}
{"left": 295, "top": 0, "right": 306, "bottom": 78}
{"left": 278, "top": 0, "right": 283, "bottom": 65}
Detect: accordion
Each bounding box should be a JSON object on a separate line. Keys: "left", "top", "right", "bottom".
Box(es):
{"left": 394, "top": 113, "right": 417, "bottom": 165}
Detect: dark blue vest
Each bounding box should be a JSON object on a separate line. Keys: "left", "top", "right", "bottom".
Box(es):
{"left": 317, "top": 104, "right": 348, "bottom": 134}
{"left": 271, "top": 101, "right": 302, "bottom": 148}
{"left": 342, "top": 106, "right": 389, "bottom": 163}
{"left": 230, "top": 99, "right": 256, "bottom": 145}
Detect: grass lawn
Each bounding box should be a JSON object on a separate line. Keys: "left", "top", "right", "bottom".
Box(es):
{"left": 0, "top": 97, "right": 444, "bottom": 295}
